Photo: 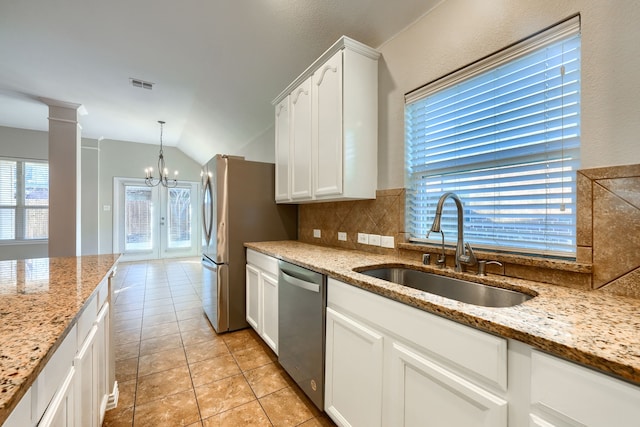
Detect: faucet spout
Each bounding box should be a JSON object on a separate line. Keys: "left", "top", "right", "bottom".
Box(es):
{"left": 428, "top": 192, "right": 477, "bottom": 272}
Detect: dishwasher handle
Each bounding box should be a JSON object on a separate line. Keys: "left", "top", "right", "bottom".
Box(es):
{"left": 280, "top": 270, "right": 320, "bottom": 293}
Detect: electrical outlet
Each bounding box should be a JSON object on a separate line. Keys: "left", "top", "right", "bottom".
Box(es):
{"left": 381, "top": 235, "right": 395, "bottom": 248}
{"left": 368, "top": 234, "right": 381, "bottom": 246}
{"left": 338, "top": 232, "right": 347, "bottom": 241}
{"left": 313, "top": 229, "right": 321, "bottom": 238}
{"left": 357, "top": 233, "right": 369, "bottom": 244}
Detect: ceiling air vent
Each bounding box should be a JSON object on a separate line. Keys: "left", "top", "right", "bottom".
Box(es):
{"left": 130, "top": 78, "right": 154, "bottom": 90}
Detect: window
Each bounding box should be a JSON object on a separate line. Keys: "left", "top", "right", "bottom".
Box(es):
{"left": 0, "top": 158, "right": 49, "bottom": 242}
{"left": 406, "top": 17, "right": 580, "bottom": 257}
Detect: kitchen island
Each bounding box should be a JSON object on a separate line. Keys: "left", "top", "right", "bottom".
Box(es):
{"left": 0, "top": 254, "right": 120, "bottom": 425}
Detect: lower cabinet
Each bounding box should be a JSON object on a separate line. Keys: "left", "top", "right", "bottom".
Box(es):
{"left": 326, "top": 278, "right": 507, "bottom": 427}
{"left": 325, "top": 307, "right": 384, "bottom": 427}
{"left": 39, "top": 367, "right": 76, "bottom": 427}
{"left": 246, "top": 249, "right": 279, "bottom": 354}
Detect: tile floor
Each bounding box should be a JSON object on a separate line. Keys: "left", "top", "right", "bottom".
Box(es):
{"left": 103, "top": 257, "right": 335, "bottom": 427}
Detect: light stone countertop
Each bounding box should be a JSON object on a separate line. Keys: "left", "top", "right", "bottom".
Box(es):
{"left": 245, "top": 241, "right": 640, "bottom": 386}
{"left": 0, "top": 254, "right": 120, "bottom": 425}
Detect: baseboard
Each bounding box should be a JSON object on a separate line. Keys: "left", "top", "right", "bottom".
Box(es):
{"left": 106, "top": 381, "right": 119, "bottom": 410}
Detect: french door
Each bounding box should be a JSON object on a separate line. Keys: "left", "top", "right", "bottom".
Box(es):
{"left": 113, "top": 178, "right": 200, "bottom": 261}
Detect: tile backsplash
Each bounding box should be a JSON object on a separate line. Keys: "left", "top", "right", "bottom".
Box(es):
{"left": 298, "top": 164, "right": 640, "bottom": 299}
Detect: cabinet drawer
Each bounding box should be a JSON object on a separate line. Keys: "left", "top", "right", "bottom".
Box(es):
{"left": 246, "top": 249, "right": 278, "bottom": 276}
{"left": 328, "top": 278, "right": 507, "bottom": 392}
{"left": 531, "top": 350, "right": 640, "bottom": 426}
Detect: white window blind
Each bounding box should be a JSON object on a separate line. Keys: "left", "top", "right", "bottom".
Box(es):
{"left": 405, "top": 17, "right": 580, "bottom": 256}
{"left": 0, "top": 158, "right": 49, "bottom": 241}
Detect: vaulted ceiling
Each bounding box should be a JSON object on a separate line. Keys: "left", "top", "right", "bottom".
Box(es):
{"left": 0, "top": 0, "right": 440, "bottom": 165}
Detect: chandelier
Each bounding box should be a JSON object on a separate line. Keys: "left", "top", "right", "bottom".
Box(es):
{"left": 144, "top": 120, "right": 178, "bottom": 188}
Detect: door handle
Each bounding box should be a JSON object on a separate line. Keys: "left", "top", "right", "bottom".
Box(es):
{"left": 280, "top": 270, "right": 320, "bottom": 293}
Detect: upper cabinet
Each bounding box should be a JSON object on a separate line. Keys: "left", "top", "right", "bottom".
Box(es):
{"left": 273, "top": 36, "right": 380, "bottom": 203}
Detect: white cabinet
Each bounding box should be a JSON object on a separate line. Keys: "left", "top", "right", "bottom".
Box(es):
{"left": 290, "top": 77, "right": 313, "bottom": 201}
{"left": 529, "top": 350, "right": 640, "bottom": 427}
{"left": 273, "top": 36, "right": 379, "bottom": 203}
{"left": 274, "top": 96, "right": 291, "bottom": 202}
{"left": 325, "top": 307, "right": 384, "bottom": 427}
{"left": 326, "top": 278, "right": 507, "bottom": 427}
{"left": 246, "top": 249, "right": 279, "bottom": 354}
{"left": 39, "top": 367, "right": 76, "bottom": 427}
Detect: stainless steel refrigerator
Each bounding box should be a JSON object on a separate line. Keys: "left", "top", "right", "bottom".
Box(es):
{"left": 201, "top": 155, "right": 297, "bottom": 333}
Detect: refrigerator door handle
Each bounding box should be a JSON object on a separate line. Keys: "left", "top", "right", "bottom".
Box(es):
{"left": 202, "top": 176, "right": 213, "bottom": 246}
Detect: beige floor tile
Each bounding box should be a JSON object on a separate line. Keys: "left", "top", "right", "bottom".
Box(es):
{"left": 181, "top": 326, "right": 217, "bottom": 347}
{"left": 133, "top": 389, "right": 200, "bottom": 427}
{"left": 179, "top": 315, "right": 213, "bottom": 333}
{"left": 189, "top": 353, "right": 242, "bottom": 387}
{"left": 232, "top": 343, "right": 277, "bottom": 372}
{"left": 102, "top": 405, "right": 134, "bottom": 427}
{"left": 139, "top": 332, "right": 183, "bottom": 356}
{"left": 142, "top": 303, "right": 175, "bottom": 317}
{"left": 117, "top": 379, "right": 137, "bottom": 409}
{"left": 115, "top": 357, "right": 138, "bottom": 383}
{"left": 174, "top": 300, "right": 203, "bottom": 311}
{"left": 298, "top": 415, "right": 337, "bottom": 427}
{"left": 114, "top": 327, "right": 142, "bottom": 345}
{"left": 143, "top": 311, "right": 178, "bottom": 326}
{"left": 114, "top": 303, "right": 144, "bottom": 314}
{"left": 172, "top": 294, "right": 201, "bottom": 304}
{"left": 141, "top": 321, "right": 181, "bottom": 340}
{"left": 138, "top": 347, "right": 188, "bottom": 377}
{"left": 115, "top": 340, "right": 140, "bottom": 361}
{"left": 136, "top": 365, "right": 193, "bottom": 405}
{"left": 143, "top": 296, "right": 173, "bottom": 307}
{"left": 222, "top": 329, "right": 262, "bottom": 353}
{"left": 184, "top": 338, "right": 230, "bottom": 364}
{"left": 244, "top": 362, "right": 293, "bottom": 398}
{"left": 113, "top": 317, "right": 142, "bottom": 332}
{"left": 259, "top": 387, "right": 319, "bottom": 427}
{"left": 176, "top": 308, "right": 203, "bottom": 321}
{"left": 195, "top": 374, "right": 256, "bottom": 419}
{"left": 201, "top": 400, "right": 273, "bottom": 427}
{"left": 113, "top": 309, "right": 143, "bottom": 321}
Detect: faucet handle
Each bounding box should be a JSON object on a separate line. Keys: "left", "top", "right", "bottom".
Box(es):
{"left": 458, "top": 242, "right": 477, "bottom": 266}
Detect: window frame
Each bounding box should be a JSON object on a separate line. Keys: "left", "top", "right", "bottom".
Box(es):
{"left": 0, "top": 157, "right": 49, "bottom": 244}
{"left": 404, "top": 15, "right": 581, "bottom": 258}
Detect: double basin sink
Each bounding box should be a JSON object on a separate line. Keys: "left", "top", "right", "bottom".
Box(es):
{"left": 357, "top": 266, "right": 533, "bottom": 308}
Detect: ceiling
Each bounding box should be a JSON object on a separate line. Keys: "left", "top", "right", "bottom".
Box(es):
{"left": 0, "top": 0, "right": 441, "bottom": 165}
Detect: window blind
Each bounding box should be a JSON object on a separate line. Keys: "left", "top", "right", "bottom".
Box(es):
{"left": 405, "top": 17, "right": 580, "bottom": 256}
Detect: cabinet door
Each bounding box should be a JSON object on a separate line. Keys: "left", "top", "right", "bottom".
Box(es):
{"left": 261, "top": 272, "right": 278, "bottom": 354}
{"left": 39, "top": 367, "right": 76, "bottom": 427}
{"left": 246, "top": 264, "right": 261, "bottom": 331}
{"left": 325, "top": 307, "right": 384, "bottom": 427}
{"left": 74, "top": 325, "right": 99, "bottom": 427}
{"left": 275, "top": 96, "right": 291, "bottom": 202}
{"left": 389, "top": 342, "right": 507, "bottom": 427}
{"left": 312, "top": 50, "right": 343, "bottom": 197}
{"left": 290, "top": 77, "right": 313, "bottom": 200}
{"left": 95, "top": 302, "right": 110, "bottom": 422}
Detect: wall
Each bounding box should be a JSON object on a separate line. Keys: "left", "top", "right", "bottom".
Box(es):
{"left": 0, "top": 126, "right": 48, "bottom": 259}
{"left": 98, "top": 139, "right": 202, "bottom": 255}
{"left": 234, "top": 125, "right": 276, "bottom": 163}
{"left": 376, "top": 0, "right": 640, "bottom": 190}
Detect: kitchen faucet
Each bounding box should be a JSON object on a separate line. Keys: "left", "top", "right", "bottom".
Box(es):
{"left": 428, "top": 192, "right": 477, "bottom": 272}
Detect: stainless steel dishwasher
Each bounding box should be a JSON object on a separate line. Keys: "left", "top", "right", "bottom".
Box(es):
{"left": 278, "top": 260, "right": 326, "bottom": 411}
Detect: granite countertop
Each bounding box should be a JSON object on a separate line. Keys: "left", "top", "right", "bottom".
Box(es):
{"left": 245, "top": 241, "right": 640, "bottom": 385}
{"left": 0, "top": 254, "right": 120, "bottom": 424}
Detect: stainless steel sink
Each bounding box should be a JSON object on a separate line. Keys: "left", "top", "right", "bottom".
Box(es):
{"left": 357, "top": 267, "right": 533, "bottom": 307}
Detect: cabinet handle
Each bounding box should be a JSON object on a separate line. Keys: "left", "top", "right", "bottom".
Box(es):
{"left": 316, "top": 65, "right": 337, "bottom": 86}
{"left": 292, "top": 87, "right": 308, "bottom": 104}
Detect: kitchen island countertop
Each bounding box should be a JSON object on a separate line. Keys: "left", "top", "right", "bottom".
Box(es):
{"left": 245, "top": 241, "right": 640, "bottom": 385}
{"left": 0, "top": 254, "right": 120, "bottom": 424}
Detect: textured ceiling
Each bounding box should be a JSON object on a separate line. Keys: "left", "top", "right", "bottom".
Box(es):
{"left": 0, "top": 0, "right": 440, "bottom": 165}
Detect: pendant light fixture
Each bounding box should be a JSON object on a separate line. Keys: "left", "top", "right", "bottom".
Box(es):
{"left": 144, "top": 120, "right": 178, "bottom": 188}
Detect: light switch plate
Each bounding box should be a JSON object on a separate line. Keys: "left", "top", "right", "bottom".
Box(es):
{"left": 381, "top": 235, "right": 395, "bottom": 248}
{"left": 368, "top": 234, "right": 381, "bottom": 246}
{"left": 313, "top": 229, "right": 321, "bottom": 238}
{"left": 357, "top": 233, "right": 369, "bottom": 244}
{"left": 338, "top": 232, "right": 347, "bottom": 241}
